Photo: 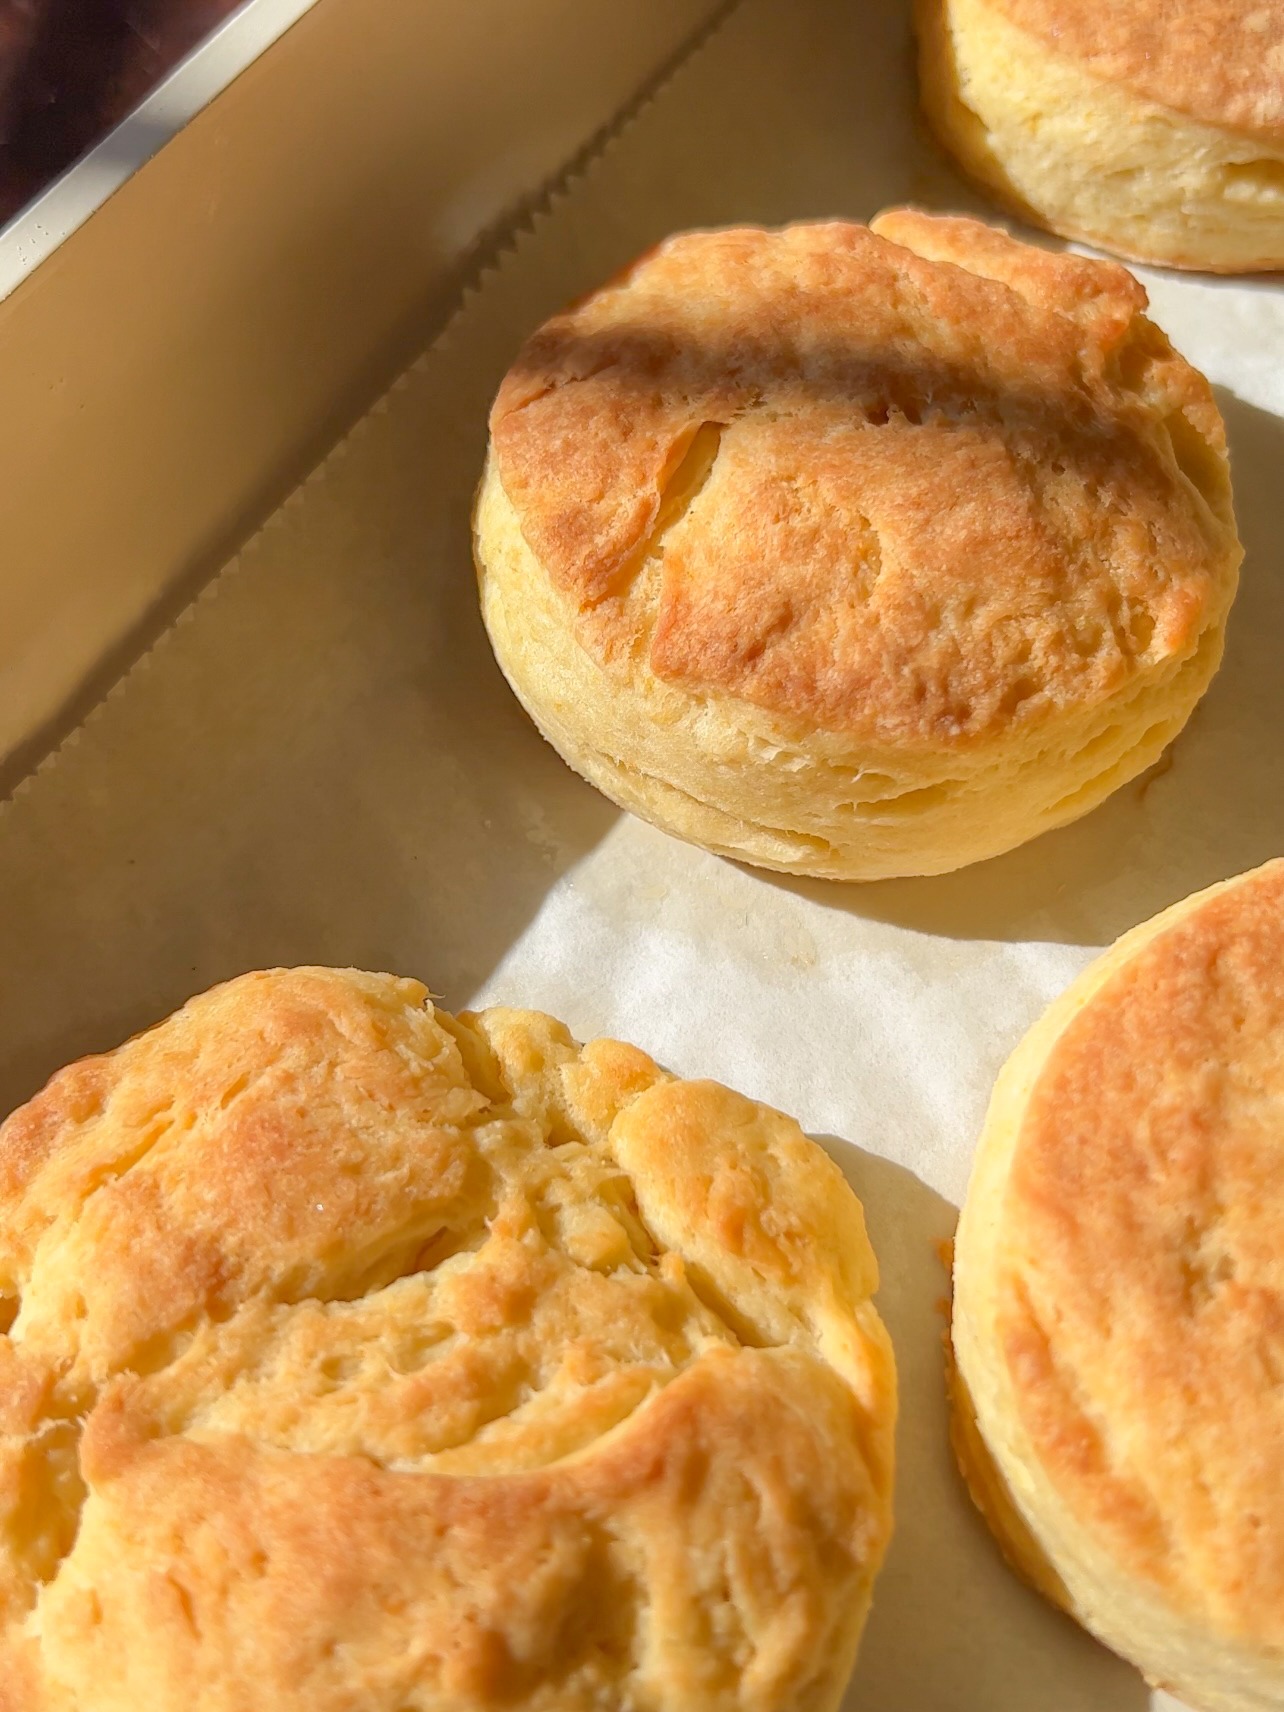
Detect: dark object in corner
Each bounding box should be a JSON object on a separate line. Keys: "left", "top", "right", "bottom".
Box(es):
{"left": 0, "top": 0, "right": 248, "bottom": 225}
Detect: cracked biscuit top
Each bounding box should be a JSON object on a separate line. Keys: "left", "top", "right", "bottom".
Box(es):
{"left": 0, "top": 968, "right": 894, "bottom": 1712}
{"left": 994, "top": 859, "right": 1284, "bottom": 1636}
{"left": 489, "top": 211, "right": 1238, "bottom": 749}
{"left": 987, "top": 0, "right": 1284, "bottom": 144}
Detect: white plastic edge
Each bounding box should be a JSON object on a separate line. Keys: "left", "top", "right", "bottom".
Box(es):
{"left": 0, "top": 0, "right": 320, "bottom": 302}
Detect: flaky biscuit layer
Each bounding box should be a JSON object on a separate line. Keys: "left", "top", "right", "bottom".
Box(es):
{"left": 918, "top": 0, "right": 1284, "bottom": 272}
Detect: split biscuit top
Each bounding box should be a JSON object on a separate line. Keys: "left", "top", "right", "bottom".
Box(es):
{"left": 490, "top": 211, "right": 1227, "bottom": 748}
{"left": 0, "top": 968, "right": 895, "bottom": 1712}
{"left": 952, "top": 860, "right": 1284, "bottom": 1709}
{"left": 478, "top": 212, "right": 1241, "bottom": 880}
{"left": 986, "top": 0, "right": 1284, "bottom": 145}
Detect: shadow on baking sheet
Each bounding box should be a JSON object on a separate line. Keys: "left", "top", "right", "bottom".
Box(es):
{"left": 0, "top": 383, "right": 618, "bottom": 1119}
{"left": 818, "top": 1139, "right": 1149, "bottom": 1712}
{"left": 772, "top": 391, "right": 1284, "bottom": 950}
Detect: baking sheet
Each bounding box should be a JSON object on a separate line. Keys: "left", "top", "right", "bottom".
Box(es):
{"left": 2, "top": 0, "right": 1282, "bottom": 1705}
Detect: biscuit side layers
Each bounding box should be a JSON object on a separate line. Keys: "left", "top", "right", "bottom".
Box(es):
{"left": 918, "top": 0, "right": 1284, "bottom": 272}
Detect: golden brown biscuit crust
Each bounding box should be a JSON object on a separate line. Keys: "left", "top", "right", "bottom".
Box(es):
{"left": 997, "top": 860, "right": 1284, "bottom": 1639}
{"left": 490, "top": 214, "right": 1231, "bottom": 751}
{"left": 989, "top": 0, "right": 1284, "bottom": 144}
{"left": 0, "top": 969, "right": 894, "bottom": 1712}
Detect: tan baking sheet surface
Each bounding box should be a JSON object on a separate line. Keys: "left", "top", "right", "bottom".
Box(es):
{"left": 3, "top": 1, "right": 1281, "bottom": 1705}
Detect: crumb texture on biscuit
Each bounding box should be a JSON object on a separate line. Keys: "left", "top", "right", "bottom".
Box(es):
{"left": 953, "top": 861, "right": 1284, "bottom": 1709}
{"left": 0, "top": 969, "right": 894, "bottom": 1712}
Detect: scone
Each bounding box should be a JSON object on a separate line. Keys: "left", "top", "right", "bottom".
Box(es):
{"left": 917, "top": 0, "right": 1284, "bottom": 272}
{"left": 0, "top": 968, "right": 896, "bottom": 1712}
{"left": 950, "top": 858, "right": 1284, "bottom": 1711}
{"left": 475, "top": 212, "right": 1242, "bottom": 881}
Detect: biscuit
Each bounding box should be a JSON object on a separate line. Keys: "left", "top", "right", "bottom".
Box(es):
{"left": 0, "top": 968, "right": 895, "bottom": 1712}
{"left": 951, "top": 859, "right": 1284, "bottom": 1710}
{"left": 917, "top": 0, "right": 1284, "bottom": 273}
{"left": 475, "top": 213, "right": 1241, "bottom": 881}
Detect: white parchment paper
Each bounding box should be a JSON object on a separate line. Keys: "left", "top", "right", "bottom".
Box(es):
{"left": 2, "top": 1, "right": 1281, "bottom": 1706}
